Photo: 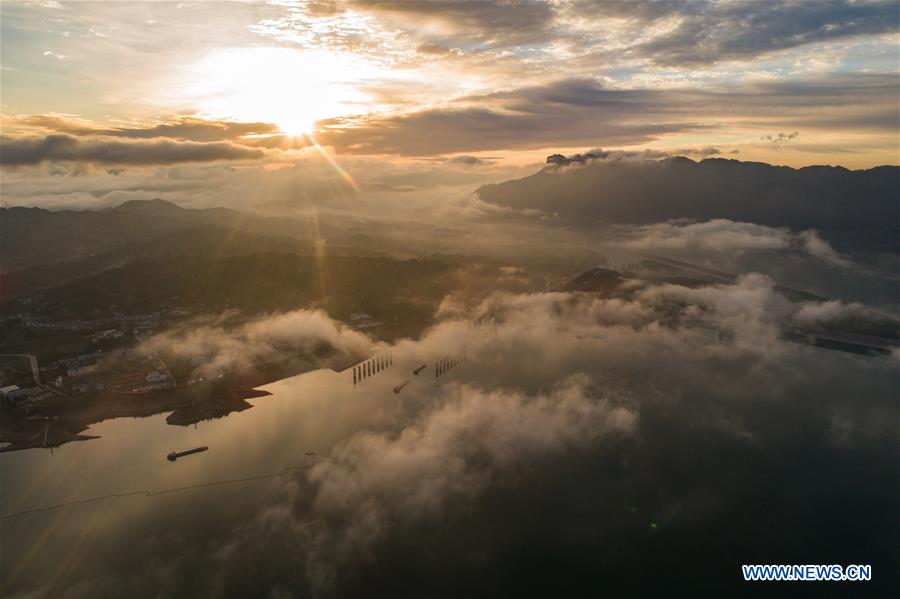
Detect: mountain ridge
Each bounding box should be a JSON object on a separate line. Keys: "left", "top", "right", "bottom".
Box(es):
{"left": 478, "top": 155, "right": 899, "bottom": 254}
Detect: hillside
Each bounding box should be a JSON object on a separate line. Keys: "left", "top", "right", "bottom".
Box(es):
{"left": 478, "top": 157, "right": 900, "bottom": 254}
{"left": 13, "top": 252, "right": 458, "bottom": 339}
{"left": 0, "top": 224, "right": 385, "bottom": 301}
{"left": 0, "top": 199, "right": 332, "bottom": 272}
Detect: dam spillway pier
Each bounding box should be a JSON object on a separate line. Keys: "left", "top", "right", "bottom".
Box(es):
{"left": 434, "top": 352, "right": 466, "bottom": 379}
{"left": 352, "top": 351, "right": 393, "bottom": 385}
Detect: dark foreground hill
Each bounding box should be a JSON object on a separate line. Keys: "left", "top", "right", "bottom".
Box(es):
{"left": 0, "top": 223, "right": 387, "bottom": 301}
{"left": 478, "top": 157, "right": 899, "bottom": 254}
{"left": 12, "top": 252, "right": 457, "bottom": 339}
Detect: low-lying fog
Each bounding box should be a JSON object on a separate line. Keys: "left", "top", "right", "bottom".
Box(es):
{"left": 5, "top": 267, "right": 898, "bottom": 596}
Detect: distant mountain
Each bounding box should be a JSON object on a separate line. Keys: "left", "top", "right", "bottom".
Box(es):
{"left": 109, "top": 197, "right": 188, "bottom": 216}
{"left": 0, "top": 199, "right": 395, "bottom": 302}
{"left": 478, "top": 157, "right": 900, "bottom": 254}
{"left": 0, "top": 199, "right": 348, "bottom": 273}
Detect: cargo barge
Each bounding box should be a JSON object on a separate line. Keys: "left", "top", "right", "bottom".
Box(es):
{"left": 167, "top": 446, "right": 208, "bottom": 461}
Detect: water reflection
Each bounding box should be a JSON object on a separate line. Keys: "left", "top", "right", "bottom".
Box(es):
{"left": 2, "top": 342, "right": 897, "bottom": 597}
{"left": 1, "top": 358, "right": 434, "bottom": 595}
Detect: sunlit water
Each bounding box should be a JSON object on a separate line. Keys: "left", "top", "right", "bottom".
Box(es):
{"left": 2, "top": 346, "right": 897, "bottom": 597}
{"left": 1, "top": 360, "right": 428, "bottom": 594}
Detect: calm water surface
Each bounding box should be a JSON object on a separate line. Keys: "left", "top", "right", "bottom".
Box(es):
{"left": 2, "top": 360, "right": 424, "bottom": 594}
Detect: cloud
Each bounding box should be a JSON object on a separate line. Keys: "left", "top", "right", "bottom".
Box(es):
{"left": 623, "top": 219, "right": 851, "bottom": 266}
{"left": 310, "top": 375, "right": 636, "bottom": 553}
{"left": 762, "top": 131, "right": 800, "bottom": 143}
{"left": 5, "top": 114, "right": 105, "bottom": 136}
{"left": 552, "top": 146, "right": 725, "bottom": 165}
{"left": 0, "top": 145, "right": 530, "bottom": 224}
{"left": 344, "top": 0, "right": 557, "bottom": 46}
{"left": 578, "top": 0, "right": 899, "bottom": 66}
{"left": 3, "top": 0, "right": 897, "bottom": 170}
{"left": 139, "top": 309, "right": 375, "bottom": 380}
{"left": 444, "top": 155, "right": 498, "bottom": 167}
{"left": 0, "top": 134, "right": 266, "bottom": 166}
{"left": 792, "top": 299, "right": 868, "bottom": 325}
{"left": 626, "top": 219, "right": 793, "bottom": 252}
{"left": 315, "top": 72, "right": 897, "bottom": 155}
{"left": 287, "top": 0, "right": 898, "bottom": 67}
{"left": 797, "top": 229, "right": 852, "bottom": 267}
{"left": 96, "top": 119, "right": 279, "bottom": 142}
{"left": 12, "top": 115, "right": 281, "bottom": 142}
{"left": 317, "top": 104, "right": 693, "bottom": 156}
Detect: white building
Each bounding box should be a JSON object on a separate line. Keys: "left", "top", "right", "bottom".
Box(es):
{"left": 1, "top": 385, "right": 29, "bottom": 403}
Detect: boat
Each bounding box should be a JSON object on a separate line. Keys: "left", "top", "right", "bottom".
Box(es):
{"left": 413, "top": 364, "right": 427, "bottom": 375}
{"left": 167, "top": 446, "right": 209, "bottom": 461}
{"left": 393, "top": 380, "right": 410, "bottom": 393}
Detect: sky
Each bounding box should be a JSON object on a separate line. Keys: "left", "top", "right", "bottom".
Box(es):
{"left": 1, "top": 0, "right": 898, "bottom": 180}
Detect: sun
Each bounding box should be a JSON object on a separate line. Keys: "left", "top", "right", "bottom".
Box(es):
{"left": 276, "top": 114, "right": 315, "bottom": 138}
{"left": 184, "top": 47, "right": 376, "bottom": 136}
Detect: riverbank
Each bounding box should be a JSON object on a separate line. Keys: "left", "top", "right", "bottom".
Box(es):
{"left": 0, "top": 369, "right": 299, "bottom": 452}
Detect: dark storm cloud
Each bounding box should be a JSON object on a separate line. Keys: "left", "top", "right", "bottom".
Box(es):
{"left": 575, "top": 0, "right": 899, "bottom": 65}
{"left": 0, "top": 134, "right": 266, "bottom": 166}
{"left": 15, "top": 115, "right": 279, "bottom": 142}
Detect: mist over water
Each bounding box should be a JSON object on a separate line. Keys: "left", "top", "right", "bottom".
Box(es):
{"left": 4, "top": 280, "right": 898, "bottom": 597}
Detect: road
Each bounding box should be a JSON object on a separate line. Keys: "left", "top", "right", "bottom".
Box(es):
{"left": 783, "top": 327, "right": 898, "bottom": 354}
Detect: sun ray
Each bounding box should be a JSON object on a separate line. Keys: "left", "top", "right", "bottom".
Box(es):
{"left": 182, "top": 47, "right": 381, "bottom": 137}
{"left": 304, "top": 133, "right": 359, "bottom": 192}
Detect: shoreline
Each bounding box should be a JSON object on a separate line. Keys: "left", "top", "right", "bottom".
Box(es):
{"left": 0, "top": 369, "right": 305, "bottom": 453}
